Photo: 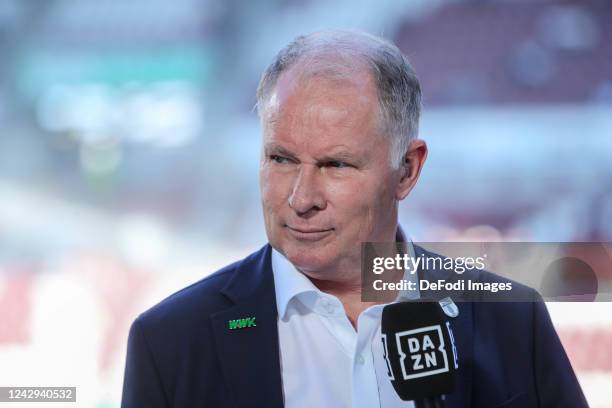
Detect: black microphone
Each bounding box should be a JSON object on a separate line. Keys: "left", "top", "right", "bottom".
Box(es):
{"left": 381, "top": 299, "right": 458, "bottom": 408}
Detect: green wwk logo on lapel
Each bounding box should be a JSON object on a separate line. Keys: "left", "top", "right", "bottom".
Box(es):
{"left": 228, "top": 317, "right": 257, "bottom": 330}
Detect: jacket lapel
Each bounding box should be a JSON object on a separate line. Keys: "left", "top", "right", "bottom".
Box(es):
{"left": 414, "top": 244, "right": 474, "bottom": 408}
{"left": 209, "top": 243, "right": 474, "bottom": 408}
{"left": 210, "top": 245, "right": 284, "bottom": 408}
{"left": 444, "top": 300, "right": 473, "bottom": 408}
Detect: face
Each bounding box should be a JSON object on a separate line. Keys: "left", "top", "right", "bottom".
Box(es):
{"left": 259, "top": 65, "right": 421, "bottom": 282}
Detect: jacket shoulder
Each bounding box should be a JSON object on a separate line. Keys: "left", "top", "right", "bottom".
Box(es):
{"left": 122, "top": 252, "right": 263, "bottom": 407}
{"left": 140, "top": 260, "right": 239, "bottom": 326}
{"left": 132, "top": 249, "right": 263, "bottom": 344}
{"left": 415, "top": 245, "right": 540, "bottom": 302}
{"left": 476, "top": 268, "right": 540, "bottom": 301}
{"left": 130, "top": 244, "right": 271, "bottom": 342}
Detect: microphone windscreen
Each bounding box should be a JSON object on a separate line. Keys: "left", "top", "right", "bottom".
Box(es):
{"left": 381, "top": 300, "right": 457, "bottom": 401}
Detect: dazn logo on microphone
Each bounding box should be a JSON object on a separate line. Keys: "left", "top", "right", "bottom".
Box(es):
{"left": 394, "top": 325, "right": 449, "bottom": 380}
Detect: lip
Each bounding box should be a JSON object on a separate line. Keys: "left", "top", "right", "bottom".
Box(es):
{"left": 286, "top": 226, "right": 334, "bottom": 241}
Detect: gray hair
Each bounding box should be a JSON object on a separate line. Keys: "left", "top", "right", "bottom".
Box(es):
{"left": 256, "top": 30, "right": 422, "bottom": 168}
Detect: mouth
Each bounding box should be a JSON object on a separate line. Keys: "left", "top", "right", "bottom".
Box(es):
{"left": 286, "top": 225, "right": 334, "bottom": 241}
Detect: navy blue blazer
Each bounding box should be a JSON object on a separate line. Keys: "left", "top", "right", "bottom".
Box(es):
{"left": 121, "top": 244, "right": 588, "bottom": 407}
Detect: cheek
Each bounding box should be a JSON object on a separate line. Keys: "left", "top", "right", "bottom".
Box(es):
{"left": 330, "top": 174, "right": 396, "bottom": 226}
{"left": 260, "top": 167, "right": 291, "bottom": 210}
{"left": 331, "top": 176, "right": 386, "bottom": 208}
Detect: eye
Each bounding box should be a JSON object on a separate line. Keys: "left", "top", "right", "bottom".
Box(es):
{"left": 325, "top": 160, "right": 350, "bottom": 168}
{"left": 270, "top": 155, "right": 291, "bottom": 164}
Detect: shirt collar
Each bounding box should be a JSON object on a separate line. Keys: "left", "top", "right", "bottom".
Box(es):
{"left": 271, "top": 225, "right": 419, "bottom": 319}
{"left": 271, "top": 247, "right": 322, "bottom": 319}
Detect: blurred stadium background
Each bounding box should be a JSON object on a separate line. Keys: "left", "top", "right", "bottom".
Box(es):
{"left": 0, "top": 0, "right": 611, "bottom": 406}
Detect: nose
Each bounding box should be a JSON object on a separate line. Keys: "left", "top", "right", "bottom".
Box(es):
{"left": 288, "top": 165, "right": 326, "bottom": 215}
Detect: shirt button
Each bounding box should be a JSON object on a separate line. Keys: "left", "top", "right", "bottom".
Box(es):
{"left": 356, "top": 355, "right": 365, "bottom": 365}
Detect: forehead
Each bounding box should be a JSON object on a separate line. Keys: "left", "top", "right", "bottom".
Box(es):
{"left": 262, "top": 62, "right": 383, "bottom": 148}
{"left": 271, "top": 59, "right": 378, "bottom": 112}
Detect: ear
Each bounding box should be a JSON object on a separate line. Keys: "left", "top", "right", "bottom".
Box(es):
{"left": 395, "top": 139, "right": 428, "bottom": 201}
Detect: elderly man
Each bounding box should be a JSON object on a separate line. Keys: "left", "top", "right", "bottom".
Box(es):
{"left": 121, "top": 31, "right": 587, "bottom": 408}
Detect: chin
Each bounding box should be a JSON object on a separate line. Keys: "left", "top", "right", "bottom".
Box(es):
{"left": 280, "top": 243, "right": 336, "bottom": 274}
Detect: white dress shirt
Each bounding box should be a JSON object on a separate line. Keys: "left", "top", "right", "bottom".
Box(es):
{"left": 272, "top": 242, "right": 419, "bottom": 408}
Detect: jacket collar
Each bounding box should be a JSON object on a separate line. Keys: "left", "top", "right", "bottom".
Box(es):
{"left": 220, "top": 244, "right": 275, "bottom": 303}
{"left": 212, "top": 243, "right": 473, "bottom": 408}
{"left": 211, "top": 244, "right": 284, "bottom": 408}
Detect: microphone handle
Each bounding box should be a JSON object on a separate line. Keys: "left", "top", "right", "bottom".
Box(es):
{"left": 415, "top": 396, "right": 445, "bottom": 408}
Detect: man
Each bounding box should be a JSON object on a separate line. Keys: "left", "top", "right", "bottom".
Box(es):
{"left": 121, "top": 31, "right": 587, "bottom": 407}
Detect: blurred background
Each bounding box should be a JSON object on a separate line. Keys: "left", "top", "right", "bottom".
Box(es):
{"left": 0, "top": 0, "right": 611, "bottom": 406}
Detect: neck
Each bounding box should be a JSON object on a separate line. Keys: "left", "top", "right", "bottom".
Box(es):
{"left": 310, "top": 277, "right": 374, "bottom": 329}
{"left": 304, "top": 224, "right": 405, "bottom": 328}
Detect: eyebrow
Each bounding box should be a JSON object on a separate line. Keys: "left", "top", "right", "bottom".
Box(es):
{"left": 264, "top": 144, "right": 297, "bottom": 158}
{"left": 318, "top": 151, "right": 358, "bottom": 163}
{"left": 264, "top": 143, "right": 363, "bottom": 166}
